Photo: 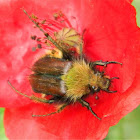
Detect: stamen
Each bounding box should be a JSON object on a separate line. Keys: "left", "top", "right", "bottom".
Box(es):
{"left": 22, "top": 8, "right": 62, "bottom": 51}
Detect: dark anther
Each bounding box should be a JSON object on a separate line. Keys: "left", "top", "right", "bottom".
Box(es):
{"left": 41, "top": 20, "right": 46, "bottom": 24}
{"left": 32, "top": 47, "right": 36, "bottom": 52}
{"left": 31, "top": 35, "right": 37, "bottom": 40}
{"left": 45, "top": 33, "right": 49, "bottom": 37}
{"left": 37, "top": 44, "right": 42, "bottom": 49}
{"left": 37, "top": 38, "right": 41, "bottom": 42}
{"left": 36, "top": 22, "right": 39, "bottom": 26}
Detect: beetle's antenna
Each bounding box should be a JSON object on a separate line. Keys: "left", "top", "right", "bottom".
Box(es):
{"left": 22, "top": 8, "right": 63, "bottom": 52}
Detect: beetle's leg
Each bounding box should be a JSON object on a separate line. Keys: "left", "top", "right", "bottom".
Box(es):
{"left": 105, "top": 77, "right": 119, "bottom": 93}
{"left": 90, "top": 61, "right": 122, "bottom": 67}
{"left": 31, "top": 96, "right": 55, "bottom": 104}
{"left": 8, "top": 80, "right": 32, "bottom": 99}
{"left": 8, "top": 80, "right": 55, "bottom": 104}
{"left": 78, "top": 99, "right": 101, "bottom": 120}
{"left": 32, "top": 103, "right": 68, "bottom": 117}
{"left": 43, "top": 92, "right": 61, "bottom": 97}
{"left": 110, "top": 77, "right": 119, "bottom": 80}
{"left": 104, "top": 89, "right": 117, "bottom": 93}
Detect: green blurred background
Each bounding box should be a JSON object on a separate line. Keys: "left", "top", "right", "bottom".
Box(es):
{"left": 0, "top": 0, "right": 140, "bottom": 139}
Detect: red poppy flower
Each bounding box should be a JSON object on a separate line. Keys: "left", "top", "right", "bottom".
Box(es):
{"left": 0, "top": 0, "right": 140, "bottom": 139}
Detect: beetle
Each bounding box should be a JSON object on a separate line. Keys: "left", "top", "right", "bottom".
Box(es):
{"left": 8, "top": 9, "right": 122, "bottom": 120}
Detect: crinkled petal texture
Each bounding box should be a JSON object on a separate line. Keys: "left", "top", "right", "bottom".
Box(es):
{"left": 0, "top": 0, "right": 140, "bottom": 139}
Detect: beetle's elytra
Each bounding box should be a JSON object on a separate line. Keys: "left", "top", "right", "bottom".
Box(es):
{"left": 8, "top": 9, "right": 122, "bottom": 120}
{"left": 30, "top": 57, "right": 72, "bottom": 95}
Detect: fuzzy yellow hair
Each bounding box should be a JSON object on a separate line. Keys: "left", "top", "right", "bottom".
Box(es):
{"left": 61, "top": 60, "right": 98, "bottom": 101}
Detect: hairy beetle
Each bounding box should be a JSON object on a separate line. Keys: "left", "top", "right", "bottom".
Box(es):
{"left": 8, "top": 9, "right": 122, "bottom": 120}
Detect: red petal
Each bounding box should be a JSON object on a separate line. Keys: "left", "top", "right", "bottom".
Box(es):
{"left": 4, "top": 103, "right": 108, "bottom": 139}
{"left": 127, "top": 0, "right": 133, "bottom": 3}
{"left": 1, "top": 0, "right": 140, "bottom": 139}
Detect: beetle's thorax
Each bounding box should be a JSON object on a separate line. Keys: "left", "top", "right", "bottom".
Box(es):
{"left": 61, "top": 60, "right": 99, "bottom": 101}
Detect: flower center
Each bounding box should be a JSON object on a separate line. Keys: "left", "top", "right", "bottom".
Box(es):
{"left": 29, "top": 11, "right": 82, "bottom": 58}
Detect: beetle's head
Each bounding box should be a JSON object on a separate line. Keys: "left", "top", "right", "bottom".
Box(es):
{"left": 89, "top": 76, "right": 111, "bottom": 93}
{"left": 98, "top": 77, "right": 110, "bottom": 91}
